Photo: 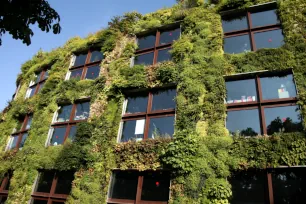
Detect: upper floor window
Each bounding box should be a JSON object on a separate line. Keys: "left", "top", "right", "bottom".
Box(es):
{"left": 31, "top": 170, "right": 74, "bottom": 204}
{"left": 225, "top": 70, "right": 302, "bottom": 136}
{"left": 222, "top": 3, "right": 284, "bottom": 54}
{"left": 133, "top": 25, "right": 180, "bottom": 66}
{"left": 47, "top": 101, "right": 90, "bottom": 146}
{"left": 67, "top": 50, "right": 103, "bottom": 80}
{"left": 0, "top": 173, "right": 11, "bottom": 203}
{"left": 26, "top": 69, "right": 49, "bottom": 98}
{"left": 119, "top": 88, "right": 176, "bottom": 142}
{"left": 108, "top": 171, "right": 170, "bottom": 204}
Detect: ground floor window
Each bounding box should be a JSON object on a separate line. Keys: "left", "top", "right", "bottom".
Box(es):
{"left": 0, "top": 173, "right": 10, "bottom": 204}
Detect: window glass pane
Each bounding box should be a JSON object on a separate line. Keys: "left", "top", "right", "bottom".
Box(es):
{"left": 148, "top": 116, "right": 175, "bottom": 139}
{"left": 159, "top": 27, "right": 180, "bottom": 45}
{"left": 134, "top": 52, "right": 154, "bottom": 66}
{"left": 4, "top": 176, "right": 10, "bottom": 190}
{"left": 222, "top": 14, "right": 248, "bottom": 33}
{"left": 16, "top": 119, "right": 23, "bottom": 131}
{"left": 35, "top": 171, "right": 54, "bottom": 193}
{"left": 52, "top": 202, "right": 65, "bottom": 204}
{"left": 43, "top": 71, "right": 49, "bottom": 80}
{"left": 35, "top": 72, "right": 43, "bottom": 83}
{"left": 50, "top": 127, "right": 67, "bottom": 146}
{"left": 141, "top": 171, "right": 170, "bottom": 201}
{"left": 85, "top": 65, "right": 100, "bottom": 80}
{"left": 26, "top": 116, "right": 33, "bottom": 129}
{"left": 226, "top": 79, "right": 257, "bottom": 104}
{"left": 137, "top": 35, "right": 156, "bottom": 50}
{"left": 70, "top": 69, "right": 83, "bottom": 80}
{"left": 0, "top": 196, "right": 7, "bottom": 204}
{"left": 73, "top": 54, "right": 87, "bottom": 67}
{"left": 157, "top": 48, "right": 172, "bottom": 63}
{"left": 229, "top": 170, "right": 266, "bottom": 204}
{"left": 254, "top": 29, "right": 284, "bottom": 50}
{"left": 121, "top": 119, "right": 145, "bottom": 142}
{"left": 68, "top": 126, "right": 77, "bottom": 141}
{"left": 29, "top": 85, "right": 37, "bottom": 98}
{"left": 19, "top": 133, "right": 28, "bottom": 150}
{"left": 54, "top": 171, "right": 74, "bottom": 194}
{"left": 56, "top": 105, "right": 72, "bottom": 122}
{"left": 74, "top": 102, "right": 90, "bottom": 120}
{"left": 125, "top": 94, "right": 148, "bottom": 114}
{"left": 265, "top": 105, "right": 302, "bottom": 135}
{"left": 260, "top": 73, "right": 296, "bottom": 100}
{"left": 251, "top": 9, "right": 279, "bottom": 28}
{"left": 224, "top": 35, "right": 251, "bottom": 54}
{"left": 37, "top": 82, "right": 45, "bottom": 93}
{"left": 272, "top": 168, "right": 306, "bottom": 204}
{"left": 10, "top": 136, "right": 19, "bottom": 150}
{"left": 152, "top": 89, "right": 176, "bottom": 111}
{"left": 32, "top": 199, "right": 48, "bottom": 204}
{"left": 227, "top": 109, "right": 261, "bottom": 136}
{"left": 109, "top": 171, "right": 138, "bottom": 200}
{"left": 89, "top": 51, "right": 103, "bottom": 63}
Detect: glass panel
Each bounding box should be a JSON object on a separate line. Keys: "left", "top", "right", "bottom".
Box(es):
{"left": 16, "top": 119, "right": 23, "bottom": 131}
{"left": 73, "top": 54, "right": 87, "bottom": 67}
{"left": 89, "top": 50, "right": 104, "bottom": 63}
{"left": 134, "top": 52, "right": 154, "bottom": 66}
{"left": 251, "top": 9, "right": 279, "bottom": 28}
{"left": 54, "top": 171, "right": 74, "bottom": 194}
{"left": 74, "top": 102, "right": 90, "bottom": 120}
{"left": 260, "top": 73, "right": 297, "bottom": 100}
{"left": 4, "top": 176, "right": 10, "bottom": 190}
{"left": 0, "top": 196, "right": 7, "bottom": 204}
{"left": 26, "top": 116, "right": 33, "bottom": 129}
{"left": 229, "top": 170, "right": 266, "bottom": 204}
{"left": 56, "top": 105, "right": 73, "bottom": 122}
{"left": 125, "top": 94, "right": 148, "bottom": 114}
{"left": 19, "top": 133, "right": 28, "bottom": 150}
{"left": 52, "top": 202, "right": 65, "bottom": 204}
{"left": 35, "top": 72, "right": 43, "bottom": 83}
{"left": 137, "top": 34, "right": 156, "bottom": 50}
{"left": 254, "top": 29, "right": 284, "bottom": 50}
{"left": 32, "top": 199, "right": 48, "bottom": 204}
{"left": 50, "top": 127, "right": 67, "bottom": 146}
{"left": 265, "top": 105, "right": 302, "bottom": 135}
{"left": 226, "top": 79, "right": 257, "bottom": 104}
{"left": 222, "top": 14, "right": 248, "bottom": 33}
{"left": 121, "top": 119, "right": 145, "bottom": 142}
{"left": 109, "top": 171, "right": 138, "bottom": 200}
{"left": 272, "top": 168, "right": 306, "bottom": 204}
{"left": 227, "top": 109, "right": 261, "bottom": 136}
{"left": 29, "top": 85, "right": 37, "bottom": 98}
{"left": 68, "top": 126, "right": 77, "bottom": 141}
{"left": 37, "top": 82, "right": 45, "bottom": 93}
{"left": 157, "top": 48, "right": 172, "bottom": 63}
{"left": 35, "top": 171, "right": 54, "bottom": 193}
{"left": 85, "top": 65, "right": 100, "bottom": 80}
{"left": 224, "top": 34, "right": 251, "bottom": 54}
{"left": 43, "top": 71, "right": 49, "bottom": 80}
{"left": 70, "top": 69, "right": 83, "bottom": 80}
{"left": 148, "top": 116, "right": 175, "bottom": 139}
{"left": 159, "top": 27, "right": 180, "bottom": 45}
{"left": 9, "top": 136, "right": 19, "bottom": 150}
{"left": 152, "top": 89, "right": 176, "bottom": 111}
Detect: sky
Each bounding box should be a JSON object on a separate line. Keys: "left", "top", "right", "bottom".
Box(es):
{"left": 0, "top": 0, "right": 176, "bottom": 111}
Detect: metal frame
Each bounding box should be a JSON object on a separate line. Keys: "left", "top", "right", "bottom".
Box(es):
{"left": 0, "top": 174, "right": 10, "bottom": 203}
{"left": 27, "top": 69, "right": 49, "bottom": 98}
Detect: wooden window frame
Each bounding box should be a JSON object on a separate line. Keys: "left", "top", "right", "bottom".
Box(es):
{"left": 225, "top": 70, "right": 299, "bottom": 135}
{"left": 69, "top": 49, "right": 102, "bottom": 80}
{"left": 0, "top": 174, "right": 10, "bottom": 202}
{"left": 29, "top": 69, "right": 49, "bottom": 97}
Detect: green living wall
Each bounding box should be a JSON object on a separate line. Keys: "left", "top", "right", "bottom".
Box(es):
{"left": 0, "top": 0, "right": 305, "bottom": 203}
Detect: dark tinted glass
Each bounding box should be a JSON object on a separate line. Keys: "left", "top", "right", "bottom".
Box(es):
{"left": 52, "top": 202, "right": 65, "bottom": 204}
{"left": 229, "top": 170, "right": 266, "bottom": 204}
{"left": 224, "top": 35, "right": 251, "bottom": 54}
{"left": 74, "top": 102, "right": 90, "bottom": 120}
{"left": 37, "top": 82, "right": 45, "bottom": 93}
{"left": 35, "top": 171, "right": 54, "bottom": 193}
{"left": 51, "top": 127, "right": 67, "bottom": 146}
{"left": 10, "top": 136, "right": 19, "bottom": 150}
{"left": 148, "top": 116, "right": 175, "bottom": 139}
{"left": 74, "top": 54, "right": 87, "bottom": 67}
{"left": 29, "top": 85, "right": 37, "bottom": 97}
{"left": 70, "top": 69, "right": 83, "bottom": 80}
{"left": 227, "top": 109, "right": 261, "bottom": 136}
{"left": 157, "top": 48, "right": 172, "bottom": 63}
{"left": 54, "top": 171, "right": 74, "bottom": 194}
{"left": 32, "top": 200, "right": 48, "bottom": 204}
{"left": 138, "top": 35, "right": 156, "bottom": 50}
{"left": 68, "top": 126, "right": 77, "bottom": 141}
{"left": 222, "top": 14, "right": 248, "bottom": 33}
{"left": 254, "top": 29, "right": 284, "bottom": 50}
{"left": 89, "top": 51, "right": 103, "bottom": 63}
{"left": 0, "top": 196, "right": 7, "bottom": 204}
{"left": 4, "top": 176, "right": 10, "bottom": 190}
{"left": 152, "top": 89, "right": 176, "bottom": 111}
{"left": 125, "top": 94, "right": 148, "bottom": 114}
{"left": 251, "top": 9, "right": 279, "bottom": 28}
{"left": 19, "top": 133, "right": 28, "bottom": 149}
{"left": 109, "top": 171, "right": 138, "bottom": 200}
{"left": 56, "top": 105, "right": 72, "bottom": 122}
{"left": 35, "top": 72, "right": 43, "bottom": 83}
{"left": 141, "top": 171, "right": 170, "bottom": 201}
{"left": 265, "top": 105, "right": 302, "bottom": 135}
{"left": 121, "top": 119, "right": 145, "bottom": 142}
{"left": 26, "top": 116, "right": 33, "bottom": 129}
{"left": 134, "top": 52, "right": 154, "bottom": 66}
{"left": 260, "top": 74, "right": 296, "bottom": 100}
{"left": 159, "top": 27, "right": 180, "bottom": 45}
{"left": 272, "top": 168, "right": 306, "bottom": 204}
{"left": 226, "top": 79, "right": 257, "bottom": 104}
{"left": 85, "top": 65, "right": 100, "bottom": 80}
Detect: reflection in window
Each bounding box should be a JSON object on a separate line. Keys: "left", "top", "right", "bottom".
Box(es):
{"left": 35, "top": 72, "right": 43, "bottom": 83}
{"left": 89, "top": 51, "right": 103, "bottom": 63}
{"left": 70, "top": 69, "right": 83, "bottom": 80}
{"left": 74, "top": 102, "right": 90, "bottom": 120}
{"left": 9, "top": 136, "right": 19, "bottom": 150}
{"left": 26, "top": 116, "right": 33, "bottom": 129}
{"left": 226, "top": 79, "right": 257, "bottom": 104}
{"left": 152, "top": 89, "right": 176, "bottom": 111}
{"left": 73, "top": 54, "right": 87, "bottom": 67}
{"left": 222, "top": 15, "right": 248, "bottom": 33}
{"left": 254, "top": 29, "right": 284, "bottom": 50}
{"left": 148, "top": 116, "right": 175, "bottom": 139}
{"left": 251, "top": 9, "right": 279, "bottom": 28}
{"left": 85, "top": 65, "right": 100, "bottom": 80}
{"left": 19, "top": 133, "right": 28, "bottom": 150}
{"left": 125, "top": 95, "right": 148, "bottom": 114}
{"left": 224, "top": 35, "right": 251, "bottom": 54}
{"left": 56, "top": 105, "right": 73, "bottom": 122}
{"left": 121, "top": 120, "right": 145, "bottom": 142}
{"left": 134, "top": 52, "right": 154, "bottom": 65}
{"left": 157, "top": 48, "right": 172, "bottom": 63}
{"left": 50, "top": 127, "right": 67, "bottom": 146}
{"left": 37, "top": 81, "right": 45, "bottom": 93}
{"left": 109, "top": 171, "right": 138, "bottom": 200}
{"left": 159, "top": 28, "right": 180, "bottom": 45}
{"left": 137, "top": 35, "right": 156, "bottom": 50}
{"left": 68, "top": 126, "right": 77, "bottom": 141}
{"left": 29, "top": 85, "right": 37, "bottom": 98}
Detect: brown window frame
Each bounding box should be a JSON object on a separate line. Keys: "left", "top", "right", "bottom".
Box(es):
{"left": 29, "top": 69, "right": 49, "bottom": 97}
{"left": 225, "top": 70, "right": 299, "bottom": 135}
{"left": 0, "top": 174, "right": 10, "bottom": 203}
{"left": 9, "top": 115, "right": 32, "bottom": 151}
{"left": 69, "top": 49, "right": 103, "bottom": 80}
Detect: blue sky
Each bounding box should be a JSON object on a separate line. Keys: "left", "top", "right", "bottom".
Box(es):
{"left": 0, "top": 0, "right": 176, "bottom": 110}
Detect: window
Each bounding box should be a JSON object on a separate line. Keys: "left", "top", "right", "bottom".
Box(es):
{"left": 119, "top": 88, "right": 176, "bottom": 142}
{"left": 7, "top": 115, "right": 32, "bottom": 150}
{"left": 222, "top": 3, "right": 284, "bottom": 54}
{"left": 68, "top": 50, "right": 103, "bottom": 80}
{"left": 31, "top": 171, "right": 74, "bottom": 204}
{"left": 0, "top": 173, "right": 11, "bottom": 203}
{"left": 134, "top": 25, "right": 180, "bottom": 66}
{"left": 108, "top": 171, "right": 170, "bottom": 204}
{"left": 225, "top": 70, "right": 302, "bottom": 136}
{"left": 26, "top": 69, "right": 49, "bottom": 98}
